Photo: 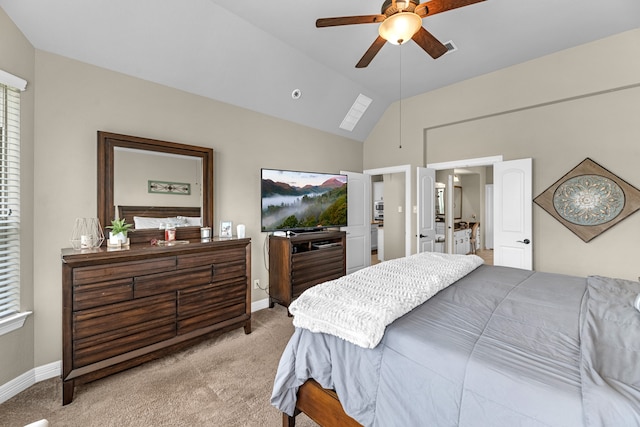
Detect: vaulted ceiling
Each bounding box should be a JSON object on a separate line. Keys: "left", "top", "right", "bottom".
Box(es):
{"left": 1, "top": 0, "right": 638, "bottom": 141}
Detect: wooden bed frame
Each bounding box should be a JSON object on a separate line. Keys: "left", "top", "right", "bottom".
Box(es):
{"left": 283, "top": 379, "right": 361, "bottom": 427}
{"left": 117, "top": 205, "right": 201, "bottom": 226}
{"left": 115, "top": 205, "right": 203, "bottom": 244}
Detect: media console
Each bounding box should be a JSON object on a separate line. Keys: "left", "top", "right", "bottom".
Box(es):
{"left": 268, "top": 230, "right": 346, "bottom": 313}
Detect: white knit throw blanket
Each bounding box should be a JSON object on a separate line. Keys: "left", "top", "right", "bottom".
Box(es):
{"left": 289, "top": 252, "right": 484, "bottom": 349}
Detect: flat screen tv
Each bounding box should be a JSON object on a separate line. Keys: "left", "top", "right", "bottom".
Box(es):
{"left": 261, "top": 168, "right": 348, "bottom": 232}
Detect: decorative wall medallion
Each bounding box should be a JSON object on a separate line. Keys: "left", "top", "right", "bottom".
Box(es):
{"left": 553, "top": 175, "right": 625, "bottom": 225}
{"left": 148, "top": 180, "right": 191, "bottom": 195}
{"left": 534, "top": 158, "right": 640, "bottom": 242}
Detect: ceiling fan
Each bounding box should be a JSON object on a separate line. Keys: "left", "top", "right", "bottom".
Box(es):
{"left": 316, "top": 0, "right": 485, "bottom": 68}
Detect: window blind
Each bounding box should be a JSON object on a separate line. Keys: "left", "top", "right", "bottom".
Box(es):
{"left": 0, "top": 83, "right": 21, "bottom": 319}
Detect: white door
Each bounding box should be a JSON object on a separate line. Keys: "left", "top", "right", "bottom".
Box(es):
{"left": 341, "top": 171, "right": 371, "bottom": 274}
{"left": 494, "top": 158, "right": 532, "bottom": 269}
{"left": 416, "top": 167, "right": 436, "bottom": 253}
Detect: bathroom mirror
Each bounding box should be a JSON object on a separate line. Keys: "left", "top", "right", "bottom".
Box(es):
{"left": 435, "top": 185, "right": 462, "bottom": 219}
{"left": 453, "top": 186, "right": 462, "bottom": 219}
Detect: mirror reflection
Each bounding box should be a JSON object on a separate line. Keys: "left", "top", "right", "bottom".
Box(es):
{"left": 114, "top": 148, "right": 203, "bottom": 229}
{"left": 453, "top": 186, "right": 462, "bottom": 219}
{"left": 97, "top": 131, "right": 214, "bottom": 244}
{"left": 435, "top": 185, "right": 462, "bottom": 219}
{"left": 436, "top": 187, "right": 445, "bottom": 217}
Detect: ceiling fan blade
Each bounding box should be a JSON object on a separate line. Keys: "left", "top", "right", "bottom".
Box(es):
{"left": 356, "top": 36, "right": 387, "bottom": 68}
{"left": 316, "top": 15, "right": 386, "bottom": 28}
{"left": 412, "top": 27, "right": 448, "bottom": 59}
{"left": 415, "top": 0, "right": 485, "bottom": 18}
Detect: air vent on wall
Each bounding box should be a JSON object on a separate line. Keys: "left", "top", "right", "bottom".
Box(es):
{"left": 339, "top": 94, "right": 372, "bottom": 132}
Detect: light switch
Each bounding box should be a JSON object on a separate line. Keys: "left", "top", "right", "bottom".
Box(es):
{"left": 398, "top": 206, "right": 403, "bottom": 213}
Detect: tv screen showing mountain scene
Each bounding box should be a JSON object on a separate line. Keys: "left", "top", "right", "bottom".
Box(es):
{"left": 261, "top": 168, "right": 348, "bottom": 232}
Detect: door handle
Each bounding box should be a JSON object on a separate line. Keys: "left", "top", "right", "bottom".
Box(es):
{"left": 517, "top": 239, "right": 531, "bottom": 244}
{"left": 419, "top": 234, "right": 427, "bottom": 238}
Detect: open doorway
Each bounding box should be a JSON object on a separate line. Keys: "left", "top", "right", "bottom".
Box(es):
{"left": 435, "top": 167, "right": 494, "bottom": 265}
{"left": 423, "top": 156, "right": 532, "bottom": 269}
{"left": 427, "top": 156, "right": 504, "bottom": 264}
{"left": 364, "top": 165, "right": 412, "bottom": 264}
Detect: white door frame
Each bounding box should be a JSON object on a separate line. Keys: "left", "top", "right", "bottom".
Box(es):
{"left": 364, "top": 164, "right": 412, "bottom": 258}
{"left": 426, "top": 155, "right": 504, "bottom": 171}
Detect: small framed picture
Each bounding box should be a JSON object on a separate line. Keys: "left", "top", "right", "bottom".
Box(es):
{"left": 220, "top": 221, "right": 233, "bottom": 238}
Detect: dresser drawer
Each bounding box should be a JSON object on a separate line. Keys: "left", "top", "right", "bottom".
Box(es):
{"left": 72, "top": 293, "right": 176, "bottom": 367}
{"left": 73, "top": 257, "right": 176, "bottom": 285}
{"left": 292, "top": 247, "right": 343, "bottom": 270}
{"left": 134, "top": 266, "right": 212, "bottom": 298}
{"left": 212, "top": 259, "right": 246, "bottom": 283}
{"left": 73, "top": 318, "right": 176, "bottom": 367}
{"left": 73, "top": 278, "right": 133, "bottom": 311}
{"left": 176, "top": 246, "right": 246, "bottom": 269}
{"left": 177, "top": 279, "right": 246, "bottom": 334}
{"left": 291, "top": 247, "right": 344, "bottom": 297}
{"left": 292, "top": 269, "right": 344, "bottom": 298}
{"left": 73, "top": 293, "right": 176, "bottom": 340}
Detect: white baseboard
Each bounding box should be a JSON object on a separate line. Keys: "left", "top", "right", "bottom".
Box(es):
{"left": 0, "top": 360, "right": 60, "bottom": 405}
{"left": 1, "top": 302, "right": 271, "bottom": 404}
{"left": 251, "top": 298, "right": 269, "bottom": 312}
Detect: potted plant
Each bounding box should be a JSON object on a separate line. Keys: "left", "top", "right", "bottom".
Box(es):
{"left": 107, "top": 218, "right": 133, "bottom": 246}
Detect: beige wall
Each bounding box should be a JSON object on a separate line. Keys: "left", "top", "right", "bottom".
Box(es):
{"left": 29, "top": 51, "right": 362, "bottom": 367}
{"left": 0, "top": 8, "right": 35, "bottom": 385}
{"left": 365, "top": 29, "right": 640, "bottom": 281}
{"left": 114, "top": 150, "right": 202, "bottom": 209}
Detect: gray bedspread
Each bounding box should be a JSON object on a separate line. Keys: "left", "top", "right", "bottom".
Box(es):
{"left": 271, "top": 265, "right": 640, "bottom": 426}
{"left": 580, "top": 275, "right": 640, "bottom": 426}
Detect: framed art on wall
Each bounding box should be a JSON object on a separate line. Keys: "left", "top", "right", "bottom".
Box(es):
{"left": 533, "top": 158, "right": 640, "bottom": 242}
{"left": 148, "top": 180, "right": 191, "bottom": 195}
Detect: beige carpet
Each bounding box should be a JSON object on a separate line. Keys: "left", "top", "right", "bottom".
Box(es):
{"left": 1, "top": 305, "right": 317, "bottom": 427}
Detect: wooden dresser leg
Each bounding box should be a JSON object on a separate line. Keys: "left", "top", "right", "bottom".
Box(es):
{"left": 283, "top": 412, "right": 296, "bottom": 427}
{"left": 244, "top": 319, "right": 252, "bottom": 334}
{"left": 62, "top": 379, "right": 74, "bottom": 405}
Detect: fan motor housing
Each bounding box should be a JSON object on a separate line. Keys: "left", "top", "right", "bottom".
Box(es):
{"left": 381, "top": 0, "right": 419, "bottom": 15}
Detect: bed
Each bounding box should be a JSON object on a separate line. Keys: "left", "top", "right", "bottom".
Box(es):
{"left": 271, "top": 252, "right": 640, "bottom": 427}
{"left": 117, "top": 205, "right": 201, "bottom": 229}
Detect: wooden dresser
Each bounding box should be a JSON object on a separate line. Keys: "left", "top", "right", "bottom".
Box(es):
{"left": 61, "top": 238, "right": 251, "bottom": 405}
{"left": 268, "top": 230, "right": 346, "bottom": 312}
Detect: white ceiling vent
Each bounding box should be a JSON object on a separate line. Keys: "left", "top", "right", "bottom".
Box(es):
{"left": 444, "top": 41, "right": 457, "bottom": 53}
{"left": 339, "top": 94, "right": 372, "bottom": 132}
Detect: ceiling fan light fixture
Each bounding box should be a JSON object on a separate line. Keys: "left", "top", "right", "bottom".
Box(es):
{"left": 378, "top": 12, "right": 422, "bottom": 45}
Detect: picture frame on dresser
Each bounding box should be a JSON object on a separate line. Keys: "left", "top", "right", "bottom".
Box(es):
{"left": 220, "top": 220, "right": 233, "bottom": 238}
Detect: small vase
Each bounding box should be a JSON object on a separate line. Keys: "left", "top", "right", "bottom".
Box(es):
{"left": 109, "top": 232, "right": 127, "bottom": 245}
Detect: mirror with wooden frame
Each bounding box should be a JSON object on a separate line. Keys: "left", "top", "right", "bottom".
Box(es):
{"left": 97, "top": 131, "right": 214, "bottom": 244}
